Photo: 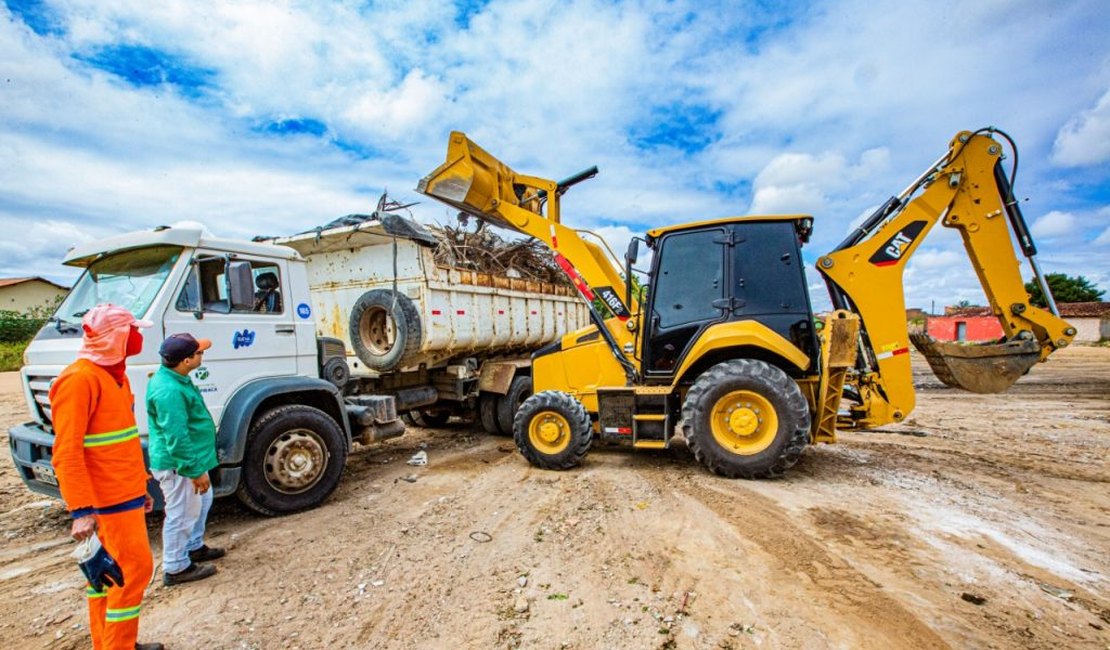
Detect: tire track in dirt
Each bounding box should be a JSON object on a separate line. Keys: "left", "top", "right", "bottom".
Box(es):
{"left": 641, "top": 470, "right": 952, "bottom": 649}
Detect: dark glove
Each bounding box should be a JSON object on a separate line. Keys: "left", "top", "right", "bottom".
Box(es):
{"left": 75, "top": 534, "right": 125, "bottom": 591}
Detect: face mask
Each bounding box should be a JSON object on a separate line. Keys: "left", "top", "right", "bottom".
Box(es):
{"left": 125, "top": 326, "right": 144, "bottom": 357}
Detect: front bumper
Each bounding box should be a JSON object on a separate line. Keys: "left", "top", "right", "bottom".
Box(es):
{"left": 8, "top": 421, "right": 62, "bottom": 499}
{"left": 7, "top": 422, "right": 238, "bottom": 509}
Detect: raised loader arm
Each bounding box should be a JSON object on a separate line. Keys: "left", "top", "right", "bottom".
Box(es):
{"left": 816, "top": 129, "right": 1076, "bottom": 429}
{"left": 418, "top": 131, "right": 640, "bottom": 381}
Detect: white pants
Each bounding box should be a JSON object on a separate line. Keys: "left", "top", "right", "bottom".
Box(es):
{"left": 153, "top": 469, "right": 212, "bottom": 574}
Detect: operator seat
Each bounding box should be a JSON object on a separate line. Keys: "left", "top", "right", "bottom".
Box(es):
{"left": 254, "top": 271, "right": 282, "bottom": 313}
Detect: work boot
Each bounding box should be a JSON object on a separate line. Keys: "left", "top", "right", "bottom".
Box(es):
{"left": 135, "top": 643, "right": 165, "bottom": 650}
{"left": 163, "top": 562, "right": 217, "bottom": 586}
{"left": 188, "top": 545, "right": 227, "bottom": 562}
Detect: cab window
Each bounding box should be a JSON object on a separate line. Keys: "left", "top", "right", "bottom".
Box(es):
{"left": 177, "top": 258, "right": 284, "bottom": 314}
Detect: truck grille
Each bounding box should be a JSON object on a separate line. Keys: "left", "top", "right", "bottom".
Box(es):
{"left": 26, "top": 373, "right": 56, "bottom": 426}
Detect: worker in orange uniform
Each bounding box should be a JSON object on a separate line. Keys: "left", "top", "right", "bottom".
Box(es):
{"left": 50, "top": 304, "right": 164, "bottom": 650}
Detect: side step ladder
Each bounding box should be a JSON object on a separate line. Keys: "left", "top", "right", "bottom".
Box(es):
{"left": 631, "top": 387, "right": 675, "bottom": 450}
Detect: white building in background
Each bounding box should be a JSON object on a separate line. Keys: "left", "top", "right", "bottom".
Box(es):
{"left": 0, "top": 277, "right": 68, "bottom": 313}
{"left": 1057, "top": 302, "right": 1110, "bottom": 343}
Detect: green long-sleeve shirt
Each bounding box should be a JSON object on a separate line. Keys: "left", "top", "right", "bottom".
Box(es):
{"left": 145, "top": 365, "right": 218, "bottom": 479}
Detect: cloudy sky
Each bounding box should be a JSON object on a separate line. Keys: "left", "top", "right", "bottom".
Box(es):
{"left": 2, "top": 0, "right": 1108, "bottom": 312}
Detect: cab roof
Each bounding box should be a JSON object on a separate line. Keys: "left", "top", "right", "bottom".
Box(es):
{"left": 63, "top": 227, "right": 302, "bottom": 268}
{"left": 646, "top": 214, "right": 812, "bottom": 242}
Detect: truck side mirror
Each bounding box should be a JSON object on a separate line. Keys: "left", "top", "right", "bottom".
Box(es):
{"left": 227, "top": 260, "right": 255, "bottom": 311}
{"left": 625, "top": 239, "right": 639, "bottom": 266}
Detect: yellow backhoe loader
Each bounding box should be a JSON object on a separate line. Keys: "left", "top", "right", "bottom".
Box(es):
{"left": 417, "top": 128, "right": 1076, "bottom": 478}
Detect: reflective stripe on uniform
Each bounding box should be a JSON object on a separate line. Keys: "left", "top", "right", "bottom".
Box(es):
{"left": 83, "top": 426, "right": 139, "bottom": 448}
{"left": 105, "top": 605, "right": 140, "bottom": 622}
{"left": 86, "top": 586, "right": 108, "bottom": 598}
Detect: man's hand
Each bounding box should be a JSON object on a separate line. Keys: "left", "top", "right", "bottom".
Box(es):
{"left": 71, "top": 515, "right": 96, "bottom": 541}
{"left": 144, "top": 493, "right": 154, "bottom": 513}
{"left": 191, "top": 472, "right": 211, "bottom": 494}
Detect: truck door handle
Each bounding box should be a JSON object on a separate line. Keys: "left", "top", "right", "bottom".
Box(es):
{"left": 275, "top": 325, "right": 295, "bottom": 335}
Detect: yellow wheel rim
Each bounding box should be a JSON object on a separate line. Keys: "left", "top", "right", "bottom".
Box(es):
{"left": 709, "top": 390, "right": 778, "bottom": 455}
{"left": 528, "top": 411, "right": 572, "bottom": 455}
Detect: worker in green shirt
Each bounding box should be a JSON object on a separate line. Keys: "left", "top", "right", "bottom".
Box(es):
{"left": 146, "top": 333, "right": 226, "bottom": 586}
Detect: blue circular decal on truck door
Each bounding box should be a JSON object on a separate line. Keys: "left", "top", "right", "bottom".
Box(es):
{"left": 297, "top": 303, "right": 312, "bottom": 319}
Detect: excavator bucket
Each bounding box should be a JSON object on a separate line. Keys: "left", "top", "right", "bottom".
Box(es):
{"left": 416, "top": 131, "right": 542, "bottom": 231}
{"left": 908, "top": 333, "right": 1041, "bottom": 394}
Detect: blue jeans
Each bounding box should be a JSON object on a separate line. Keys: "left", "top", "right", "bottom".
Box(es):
{"left": 153, "top": 469, "right": 213, "bottom": 574}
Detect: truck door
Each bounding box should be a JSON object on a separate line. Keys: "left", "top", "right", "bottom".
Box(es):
{"left": 162, "top": 253, "right": 299, "bottom": 424}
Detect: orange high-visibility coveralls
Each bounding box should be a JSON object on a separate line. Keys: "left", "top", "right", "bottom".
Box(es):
{"left": 51, "top": 359, "right": 153, "bottom": 650}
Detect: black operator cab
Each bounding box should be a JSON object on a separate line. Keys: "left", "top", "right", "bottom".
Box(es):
{"left": 641, "top": 215, "right": 818, "bottom": 377}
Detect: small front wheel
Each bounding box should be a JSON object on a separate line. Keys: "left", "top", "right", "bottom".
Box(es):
{"left": 513, "top": 391, "right": 592, "bottom": 470}
{"left": 237, "top": 405, "right": 348, "bottom": 515}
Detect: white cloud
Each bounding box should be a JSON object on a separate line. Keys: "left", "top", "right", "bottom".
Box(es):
{"left": 1052, "top": 89, "right": 1110, "bottom": 167}
{"left": 1030, "top": 211, "right": 1078, "bottom": 239}
{"left": 342, "top": 70, "right": 451, "bottom": 138}
{"left": 750, "top": 147, "right": 890, "bottom": 215}
{"left": 1094, "top": 226, "right": 1110, "bottom": 246}
{"left": 0, "top": 0, "right": 1108, "bottom": 311}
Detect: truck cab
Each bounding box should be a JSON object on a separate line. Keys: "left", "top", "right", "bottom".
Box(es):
{"left": 8, "top": 227, "right": 402, "bottom": 515}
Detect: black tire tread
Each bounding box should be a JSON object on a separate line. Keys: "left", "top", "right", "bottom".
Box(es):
{"left": 236, "top": 404, "right": 348, "bottom": 516}
{"left": 496, "top": 375, "right": 532, "bottom": 436}
{"left": 409, "top": 409, "right": 450, "bottom": 428}
{"left": 348, "top": 289, "right": 422, "bottom": 372}
{"left": 513, "top": 391, "right": 592, "bottom": 470}
{"left": 479, "top": 393, "right": 506, "bottom": 435}
{"left": 681, "top": 359, "right": 810, "bottom": 479}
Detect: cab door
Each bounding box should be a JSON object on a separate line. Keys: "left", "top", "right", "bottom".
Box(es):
{"left": 161, "top": 252, "right": 299, "bottom": 425}
{"left": 642, "top": 228, "right": 726, "bottom": 375}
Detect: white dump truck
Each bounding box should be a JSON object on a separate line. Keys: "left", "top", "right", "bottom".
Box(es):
{"left": 8, "top": 214, "right": 588, "bottom": 515}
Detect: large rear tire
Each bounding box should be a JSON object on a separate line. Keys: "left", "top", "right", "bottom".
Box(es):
{"left": 496, "top": 375, "right": 532, "bottom": 436}
{"left": 348, "top": 289, "right": 421, "bottom": 371}
{"left": 681, "top": 359, "right": 809, "bottom": 479}
{"left": 237, "top": 405, "right": 348, "bottom": 515}
{"left": 513, "top": 391, "right": 592, "bottom": 470}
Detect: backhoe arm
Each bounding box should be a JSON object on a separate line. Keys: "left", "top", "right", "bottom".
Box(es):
{"left": 817, "top": 129, "right": 1075, "bottom": 428}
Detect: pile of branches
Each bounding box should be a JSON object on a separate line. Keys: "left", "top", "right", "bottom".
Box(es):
{"left": 428, "top": 220, "right": 569, "bottom": 286}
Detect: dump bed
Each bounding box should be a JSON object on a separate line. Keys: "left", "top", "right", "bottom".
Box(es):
{"left": 277, "top": 219, "right": 589, "bottom": 374}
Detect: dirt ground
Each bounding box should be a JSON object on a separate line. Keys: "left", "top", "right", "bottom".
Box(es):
{"left": 0, "top": 347, "right": 1107, "bottom": 650}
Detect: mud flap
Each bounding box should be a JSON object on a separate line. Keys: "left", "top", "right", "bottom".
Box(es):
{"left": 909, "top": 333, "right": 1041, "bottom": 394}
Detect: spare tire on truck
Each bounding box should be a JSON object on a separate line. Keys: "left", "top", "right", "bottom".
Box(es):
{"left": 349, "top": 289, "right": 422, "bottom": 371}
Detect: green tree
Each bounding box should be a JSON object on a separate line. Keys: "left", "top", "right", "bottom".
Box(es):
{"left": 1025, "top": 273, "right": 1105, "bottom": 307}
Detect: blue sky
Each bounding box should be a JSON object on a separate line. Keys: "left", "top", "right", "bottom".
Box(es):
{"left": 2, "top": 0, "right": 1108, "bottom": 312}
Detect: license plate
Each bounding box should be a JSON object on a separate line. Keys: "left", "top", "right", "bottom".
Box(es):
{"left": 32, "top": 463, "right": 58, "bottom": 486}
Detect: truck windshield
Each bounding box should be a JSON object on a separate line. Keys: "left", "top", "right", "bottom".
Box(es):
{"left": 53, "top": 245, "right": 182, "bottom": 328}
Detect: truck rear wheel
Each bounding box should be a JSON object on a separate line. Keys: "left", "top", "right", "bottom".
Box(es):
{"left": 681, "top": 359, "right": 809, "bottom": 479}
{"left": 497, "top": 375, "right": 532, "bottom": 436}
{"left": 479, "top": 393, "right": 505, "bottom": 435}
{"left": 237, "top": 405, "right": 348, "bottom": 515}
{"left": 513, "top": 391, "right": 592, "bottom": 470}
{"left": 408, "top": 408, "right": 450, "bottom": 428}
{"left": 349, "top": 289, "right": 422, "bottom": 371}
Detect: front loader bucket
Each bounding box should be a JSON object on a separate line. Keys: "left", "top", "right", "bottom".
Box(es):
{"left": 908, "top": 333, "right": 1041, "bottom": 394}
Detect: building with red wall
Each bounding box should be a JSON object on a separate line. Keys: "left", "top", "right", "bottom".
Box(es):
{"left": 925, "top": 306, "right": 1003, "bottom": 342}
